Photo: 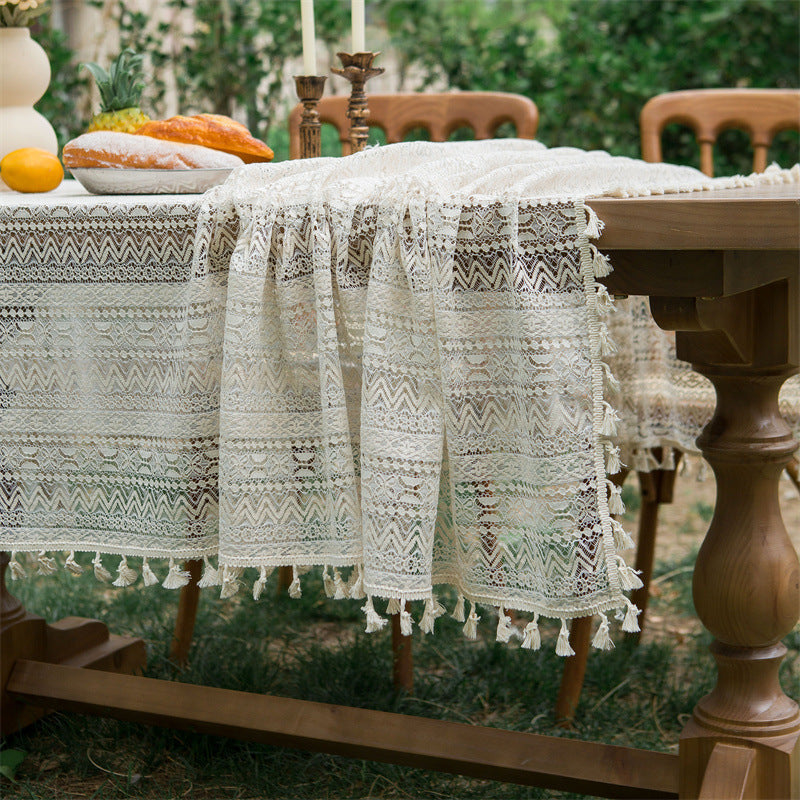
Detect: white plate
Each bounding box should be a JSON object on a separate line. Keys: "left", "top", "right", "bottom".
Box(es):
{"left": 70, "top": 167, "right": 234, "bottom": 195}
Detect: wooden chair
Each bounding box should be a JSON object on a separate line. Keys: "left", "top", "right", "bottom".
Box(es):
{"left": 640, "top": 88, "right": 800, "bottom": 176}
{"left": 288, "top": 91, "right": 538, "bottom": 158}
{"left": 172, "top": 90, "right": 539, "bottom": 678}
{"left": 556, "top": 87, "right": 800, "bottom": 724}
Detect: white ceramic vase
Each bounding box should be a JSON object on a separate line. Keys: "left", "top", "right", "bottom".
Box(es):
{"left": 0, "top": 27, "right": 58, "bottom": 186}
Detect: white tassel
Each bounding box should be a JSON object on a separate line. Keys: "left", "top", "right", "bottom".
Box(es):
{"left": 595, "top": 284, "right": 614, "bottom": 312}
{"left": 697, "top": 460, "right": 709, "bottom": 482}
{"left": 332, "top": 567, "right": 348, "bottom": 600}
{"left": 622, "top": 599, "right": 641, "bottom": 633}
{"left": 555, "top": 619, "right": 575, "bottom": 657}
{"left": 197, "top": 556, "right": 221, "bottom": 588}
{"left": 495, "top": 605, "right": 515, "bottom": 643}
{"left": 592, "top": 247, "right": 612, "bottom": 277}
{"left": 92, "top": 552, "right": 112, "bottom": 583}
{"left": 679, "top": 457, "right": 690, "bottom": 477}
{"left": 400, "top": 606, "right": 413, "bottom": 636}
{"left": 607, "top": 481, "right": 625, "bottom": 515}
{"left": 602, "top": 361, "right": 620, "bottom": 393}
{"left": 36, "top": 551, "right": 57, "bottom": 576}
{"left": 598, "top": 323, "right": 617, "bottom": 356}
{"left": 252, "top": 565, "right": 270, "bottom": 600}
{"left": 612, "top": 518, "right": 635, "bottom": 550}
{"left": 141, "top": 557, "right": 159, "bottom": 586}
{"left": 584, "top": 206, "right": 603, "bottom": 239}
{"left": 521, "top": 615, "right": 541, "bottom": 650}
{"left": 463, "top": 601, "right": 480, "bottom": 640}
{"left": 420, "top": 596, "right": 445, "bottom": 635}
{"left": 599, "top": 401, "right": 619, "bottom": 437}
{"left": 617, "top": 556, "right": 644, "bottom": 591}
{"left": 605, "top": 443, "right": 623, "bottom": 475}
{"left": 592, "top": 614, "right": 615, "bottom": 650}
{"left": 288, "top": 565, "right": 302, "bottom": 599}
{"left": 451, "top": 594, "right": 466, "bottom": 623}
{"left": 322, "top": 565, "right": 335, "bottom": 598}
{"left": 660, "top": 449, "right": 676, "bottom": 471}
{"left": 64, "top": 551, "right": 83, "bottom": 576}
{"left": 362, "top": 596, "right": 387, "bottom": 633}
{"left": 220, "top": 566, "right": 243, "bottom": 599}
{"left": 348, "top": 564, "right": 365, "bottom": 599}
{"left": 162, "top": 558, "right": 191, "bottom": 589}
{"left": 112, "top": 555, "right": 138, "bottom": 587}
{"left": 9, "top": 552, "right": 26, "bottom": 580}
{"left": 386, "top": 597, "right": 402, "bottom": 615}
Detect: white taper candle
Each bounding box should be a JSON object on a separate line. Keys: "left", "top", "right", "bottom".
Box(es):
{"left": 301, "top": 0, "right": 316, "bottom": 75}
{"left": 352, "top": 0, "right": 365, "bottom": 53}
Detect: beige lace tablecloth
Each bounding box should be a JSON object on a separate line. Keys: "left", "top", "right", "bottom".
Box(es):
{"left": 2, "top": 145, "right": 797, "bottom": 651}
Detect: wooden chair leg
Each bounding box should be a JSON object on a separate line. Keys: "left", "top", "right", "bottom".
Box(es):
{"left": 630, "top": 452, "right": 682, "bottom": 641}
{"left": 276, "top": 565, "right": 293, "bottom": 595}
{"left": 554, "top": 615, "right": 593, "bottom": 726}
{"left": 553, "top": 468, "right": 632, "bottom": 725}
{"left": 391, "top": 603, "right": 413, "bottom": 692}
{"left": 169, "top": 559, "right": 203, "bottom": 666}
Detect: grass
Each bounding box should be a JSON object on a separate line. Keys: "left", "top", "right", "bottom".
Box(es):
{"left": 2, "top": 488, "right": 798, "bottom": 799}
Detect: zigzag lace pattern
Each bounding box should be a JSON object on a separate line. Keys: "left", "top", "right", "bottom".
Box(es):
{"left": 2, "top": 145, "right": 797, "bottom": 645}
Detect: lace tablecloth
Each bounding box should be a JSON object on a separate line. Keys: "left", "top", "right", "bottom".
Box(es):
{"left": 2, "top": 145, "right": 797, "bottom": 651}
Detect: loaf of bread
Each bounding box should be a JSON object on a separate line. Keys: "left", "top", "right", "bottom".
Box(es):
{"left": 63, "top": 131, "right": 244, "bottom": 170}
{"left": 135, "top": 114, "right": 274, "bottom": 163}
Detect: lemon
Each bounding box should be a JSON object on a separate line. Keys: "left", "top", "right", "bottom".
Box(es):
{"left": 1, "top": 148, "right": 64, "bottom": 193}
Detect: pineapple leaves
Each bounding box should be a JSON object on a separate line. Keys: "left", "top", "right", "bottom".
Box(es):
{"left": 81, "top": 49, "right": 146, "bottom": 113}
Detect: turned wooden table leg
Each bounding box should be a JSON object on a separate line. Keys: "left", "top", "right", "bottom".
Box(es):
{"left": 652, "top": 283, "right": 800, "bottom": 799}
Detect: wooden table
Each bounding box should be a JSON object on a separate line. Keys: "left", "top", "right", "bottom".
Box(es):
{"left": 2, "top": 183, "right": 798, "bottom": 799}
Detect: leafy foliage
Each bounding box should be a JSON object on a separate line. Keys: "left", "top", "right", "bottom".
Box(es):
{"left": 380, "top": 0, "right": 800, "bottom": 174}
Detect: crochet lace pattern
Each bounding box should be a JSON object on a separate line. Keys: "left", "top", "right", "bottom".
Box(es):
{"left": 2, "top": 142, "right": 797, "bottom": 651}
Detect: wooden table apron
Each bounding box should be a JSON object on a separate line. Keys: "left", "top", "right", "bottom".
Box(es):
{"left": 1, "top": 184, "right": 798, "bottom": 800}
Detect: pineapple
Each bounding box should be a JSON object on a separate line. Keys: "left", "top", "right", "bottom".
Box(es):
{"left": 83, "top": 50, "right": 151, "bottom": 133}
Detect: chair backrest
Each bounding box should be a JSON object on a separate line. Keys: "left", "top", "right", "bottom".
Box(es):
{"left": 640, "top": 88, "right": 800, "bottom": 176}
{"left": 289, "top": 91, "right": 538, "bottom": 159}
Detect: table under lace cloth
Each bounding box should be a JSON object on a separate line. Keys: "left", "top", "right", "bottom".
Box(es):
{"left": 2, "top": 143, "right": 798, "bottom": 652}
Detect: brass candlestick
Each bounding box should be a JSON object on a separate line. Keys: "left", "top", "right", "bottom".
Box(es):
{"left": 294, "top": 75, "right": 327, "bottom": 159}
{"left": 331, "top": 52, "right": 385, "bottom": 154}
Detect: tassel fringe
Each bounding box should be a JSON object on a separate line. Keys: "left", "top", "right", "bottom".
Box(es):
{"left": 92, "top": 552, "right": 112, "bottom": 583}
{"left": 362, "top": 596, "right": 387, "bottom": 633}
{"left": 348, "top": 565, "right": 365, "bottom": 600}
{"left": 220, "top": 566, "right": 243, "bottom": 598}
{"left": 197, "top": 556, "right": 221, "bottom": 588}
{"left": 112, "top": 556, "right": 138, "bottom": 587}
{"left": 333, "top": 567, "right": 348, "bottom": 600}
{"left": 9, "top": 552, "right": 26, "bottom": 580}
{"left": 584, "top": 206, "right": 604, "bottom": 239}
{"left": 592, "top": 614, "right": 614, "bottom": 650}
{"left": 617, "top": 556, "right": 644, "bottom": 590}
{"left": 607, "top": 481, "right": 626, "bottom": 514}
{"left": 386, "top": 597, "right": 402, "bottom": 615}
{"left": 420, "top": 596, "right": 446, "bottom": 635}
{"left": 162, "top": 558, "right": 191, "bottom": 589}
{"left": 400, "top": 606, "right": 413, "bottom": 636}
{"left": 521, "top": 615, "right": 541, "bottom": 650}
{"left": 622, "top": 599, "right": 641, "bottom": 633}
{"left": 141, "top": 557, "right": 159, "bottom": 586}
{"left": 64, "top": 551, "right": 83, "bottom": 576}
{"left": 322, "top": 565, "right": 335, "bottom": 598}
{"left": 288, "top": 565, "right": 302, "bottom": 599}
{"left": 612, "top": 518, "right": 635, "bottom": 550}
{"left": 463, "top": 601, "right": 480, "bottom": 640}
{"left": 36, "top": 551, "right": 57, "bottom": 576}
{"left": 555, "top": 619, "right": 575, "bottom": 657}
{"left": 252, "top": 565, "right": 270, "bottom": 600}
{"left": 451, "top": 594, "right": 466, "bottom": 623}
{"left": 495, "top": 605, "right": 515, "bottom": 643}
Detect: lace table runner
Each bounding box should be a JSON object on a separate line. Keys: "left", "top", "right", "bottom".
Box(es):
{"left": 2, "top": 146, "right": 797, "bottom": 651}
